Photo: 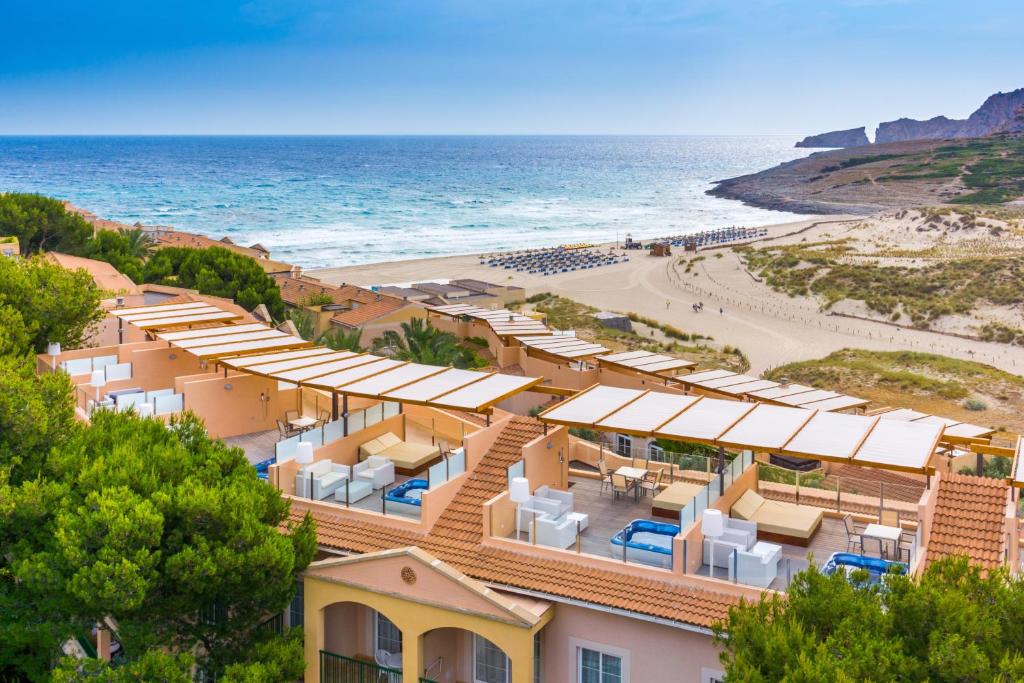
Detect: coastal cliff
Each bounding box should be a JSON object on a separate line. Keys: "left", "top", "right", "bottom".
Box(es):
{"left": 795, "top": 127, "right": 869, "bottom": 148}
{"left": 875, "top": 88, "right": 1024, "bottom": 143}
{"left": 793, "top": 88, "right": 1024, "bottom": 147}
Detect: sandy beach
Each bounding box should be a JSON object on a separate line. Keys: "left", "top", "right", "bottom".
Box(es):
{"left": 311, "top": 215, "right": 1024, "bottom": 375}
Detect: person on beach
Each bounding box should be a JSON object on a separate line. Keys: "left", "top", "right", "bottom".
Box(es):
{"left": 719, "top": 307, "right": 724, "bottom": 315}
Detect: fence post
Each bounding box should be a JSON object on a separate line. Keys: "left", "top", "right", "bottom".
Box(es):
{"left": 836, "top": 476, "right": 841, "bottom": 513}
{"left": 381, "top": 484, "right": 387, "bottom": 515}
{"left": 795, "top": 470, "right": 801, "bottom": 506}
{"left": 576, "top": 520, "right": 581, "bottom": 554}
{"left": 731, "top": 548, "right": 738, "bottom": 583}
{"left": 345, "top": 478, "right": 350, "bottom": 508}
{"left": 879, "top": 482, "right": 885, "bottom": 522}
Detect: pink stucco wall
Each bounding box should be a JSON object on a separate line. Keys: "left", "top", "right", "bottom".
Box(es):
{"left": 538, "top": 602, "right": 723, "bottom": 683}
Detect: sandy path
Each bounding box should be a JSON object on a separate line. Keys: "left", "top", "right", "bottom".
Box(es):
{"left": 310, "top": 217, "right": 1024, "bottom": 375}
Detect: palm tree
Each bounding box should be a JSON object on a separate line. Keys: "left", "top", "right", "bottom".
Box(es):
{"left": 119, "top": 227, "right": 156, "bottom": 258}
{"left": 288, "top": 308, "right": 317, "bottom": 341}
{"left": 372, "top": 318, "right": 483, "bottom": 368}
{"left": 318, "top": 326, "right": 364, "bottom": 352}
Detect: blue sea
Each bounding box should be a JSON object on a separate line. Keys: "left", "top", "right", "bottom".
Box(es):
{"left": 0, "top": 136, "right": 811, "bottom": 268}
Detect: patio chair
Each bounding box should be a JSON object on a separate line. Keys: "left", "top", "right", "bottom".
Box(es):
{"left": 318, "top": 409, "right": 330, "bottom": 423}
{"left": 375, "top": 649, "right": 402, "bottom": 671}
{"left": 880, "top": 509, "right": 900, "bottom": 527}
{"left": 898, "top": 530, "right": 916, "bottom": 563}
{"left": 611, "top": 474, "right": 634, "bottom": 500}
{"left": 843, "top": 514, "right": 865, "bottom": 554}
{"left": 639, "top": 469, "right": 664, "bottom": 498}
{"left": 276, "top": 419, "right": 299, "bottom": 441}
{"left": 598, "top": 460, "right": 613, "bottom": 494}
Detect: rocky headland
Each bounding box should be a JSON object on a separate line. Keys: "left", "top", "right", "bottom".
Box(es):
{"left": 795, "top": 127, "right": 869, "bottom": 148}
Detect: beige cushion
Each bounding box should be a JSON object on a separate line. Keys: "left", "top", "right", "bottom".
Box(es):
{"left": 750, "top": 501, "right": 823, "bottom": 540}
{"left": 381, "top": 442, "right": 441, "bottom": 470}
{"left": 359, "top": 438, "right": 386, "bottom": 459}
{"left": 731, "top": 490, "right": 765, "bottom": 521}
{"left": 377, "top": 432, "right": 402, "bottom": 448}
{"left": 652, "top": 482, "right": 704, "bottom": 513}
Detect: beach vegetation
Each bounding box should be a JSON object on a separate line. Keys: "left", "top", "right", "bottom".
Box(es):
{"left": 716, "top": 557, "right": 1024, "bottom": 681}
{"left": 527, "top": 294, "right": 745, "bottom": 370}
{"left": 0, "top": 255, "right": 104, "bottom": 353}
{"left": 371, "top": 318, "right": 487, "bottom": 369}
{"left": 143, "top": 246, "right": 285, "bottom": 320}
{"left": 766, "top": 348, "right": 1024, "bottom": 432}
{"left": 738, "top": 239, "right": 1024, "bottom": 330}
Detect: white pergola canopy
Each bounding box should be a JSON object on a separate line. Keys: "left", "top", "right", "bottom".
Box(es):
{"left": 596, "top": 350, "right": 696, "bottom": 378}
{"left": 675, "top": 369, "right": 869, "bottom": 412}
{"left": 515, "top": 335, "right": 610, "bottom": 360}
{"left": 125, "top": 303, "right": 545, "bottom": 413}
{"left": 109, "top": 301, "right": 243, "bottom": 330}
{"left": 540, "top": 385, "right": 944, "bottom": 473}
{"left": 217, "top": 346, "right": 541, "bottom": 412}
{"left": 426, "top": 303, "right": 550, "bottom": 337}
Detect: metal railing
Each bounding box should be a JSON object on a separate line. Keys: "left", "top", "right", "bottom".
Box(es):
{"left": 757, "top": 462, "right": 924, "bottom": 522}
{"left": 321, "top": 650, "right": 401, "bottom": 683}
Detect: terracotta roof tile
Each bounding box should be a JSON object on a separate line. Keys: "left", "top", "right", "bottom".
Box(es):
{"left": 331, "top": 298, "right": 407, "bottom": 327}
{"left": 925, "top": 473, "right": 1007, "bottom": 570}
{"left": 290, "top": 416, "right": 741, "bottom": 628}
{"left": 273, "top": 275, "right": 408, "bottom": 327}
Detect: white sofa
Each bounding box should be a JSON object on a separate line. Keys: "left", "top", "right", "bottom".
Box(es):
{"left": 295, "top": 461, "right": 350, "bottom": 500}
{"left": 703, "top": 517, "right": 758, "bottom": 566}
{"left": 354, "top": 455, "right": 395, "bottom": 490}
{"left": 517, "top": 486, "right": 573, "bottom": 528}
{"left": 534, "top": 485, "right": 573, "bottom": 514}
{"left": 535, "top": 514, "right": 579, "bottom": 550}
{"left": 334, "top": 478, "right": 374, "bottom": 504}
{"left": 728, "top": 541, "right": 783, "bottom": 588}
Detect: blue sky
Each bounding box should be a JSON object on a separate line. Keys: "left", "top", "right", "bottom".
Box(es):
{"left": 1, "top": 0, "right": 1021, "bottom": 135}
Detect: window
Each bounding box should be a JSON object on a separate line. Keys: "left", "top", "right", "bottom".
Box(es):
{"left": 615, "top": 434, "right": 632, "bottom": 457}
{"left": 534, "top": 632, "right": 542, "bottom": 683}
{"left": 287, "top": 580, "right": 304, "bottom": 629}
{"left": 474, "top": 634, "right": 509, "bottom": 683}
{"left": 578, "top": 647, "right": 622, "bottom": 683}
{"left": 374, "top": 612, "right": 402, "bottom": 655}
{"left": 647, "top": 442, "right": 664, "bottom": 461}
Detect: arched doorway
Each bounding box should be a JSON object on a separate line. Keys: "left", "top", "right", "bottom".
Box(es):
{"left": 420, "top": 626, "right": 516, "bottom": 683}
{"left": 319, "top": 601, "right": 405, "bottom": 682}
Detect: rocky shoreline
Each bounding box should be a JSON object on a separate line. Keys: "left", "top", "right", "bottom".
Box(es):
{"left": 706, "top": 136, "right": 1010, "bottom": 215}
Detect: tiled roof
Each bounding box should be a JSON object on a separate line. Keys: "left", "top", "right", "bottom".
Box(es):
{"left": 926, "top": 473, "right": 1007, "bottom": 570}
{"left": 273, "top": 274, "right": 407, "bottom": 326}
{"left": 291, "top": 416, "right": 741, "bottom": 628}
{"left": 331, "top": 298, "right": 407, "bottom": 327}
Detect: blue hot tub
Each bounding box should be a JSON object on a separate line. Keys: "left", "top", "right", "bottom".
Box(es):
{"left": 822, "top": 552, "right": 907, "bottom": 586}
{"left": 610, "top": 519, "right": 680, "bottom": 568}
{"left": 385, "top": 478, "right": 429, "bottom": 508}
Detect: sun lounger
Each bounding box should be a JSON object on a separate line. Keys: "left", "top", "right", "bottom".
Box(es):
{"left": 651, "top": 481, "right": 704, "bottom": 519}
{"left": 730, "top": 489, "right": 823, "bottom": 547}
{"left": 359, "top": 432, "right": 441, "bottom": 475}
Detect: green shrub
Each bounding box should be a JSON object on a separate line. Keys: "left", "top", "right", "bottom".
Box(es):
{"left": 964, "top": 398, "right": 987, "bottom": 411}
